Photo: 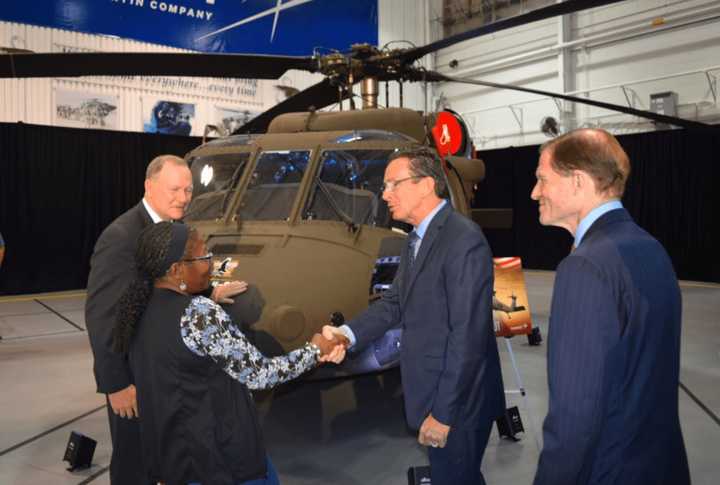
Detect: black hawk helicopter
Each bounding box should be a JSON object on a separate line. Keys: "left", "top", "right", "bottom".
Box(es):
{"left": 2, "top": 0, "right": 716, "bottom": 375}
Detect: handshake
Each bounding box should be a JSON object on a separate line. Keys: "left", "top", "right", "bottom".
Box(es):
{"left": 309, "top": 326, "right": 352, "bottom": 364}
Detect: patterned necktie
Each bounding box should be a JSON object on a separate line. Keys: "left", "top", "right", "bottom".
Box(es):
{"left": 406, "top": 231, "right": 420, "bottom": 268}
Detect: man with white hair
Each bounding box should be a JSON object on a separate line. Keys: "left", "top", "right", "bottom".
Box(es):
{"left": 86, "top": 154, "right": 245, "bottom": 484}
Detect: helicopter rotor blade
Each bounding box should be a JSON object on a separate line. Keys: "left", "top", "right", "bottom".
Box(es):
{"left": 400, "top": 0, "right": 628, "bottom": 64}
{"left": 0, "top": 52, "right": 317, "bottom": 79}
{"left": 425, "top": 71, "right": 719, "bottom": 133}
{"left": 235, "top": 77, "right": 352, "bottom": 134}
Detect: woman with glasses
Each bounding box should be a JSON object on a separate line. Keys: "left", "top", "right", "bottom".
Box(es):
{"left": 113, "top": 221, "right": 344, "bottom": 485}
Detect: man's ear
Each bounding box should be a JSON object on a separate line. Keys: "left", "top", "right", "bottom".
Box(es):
{"left": 574, "top": 170, "right": 599, "bottom": 196}
{"left": 573, "top": 170, "right": 588, "bottom": 189}
{"left": 424, "top": 176, "right": 437, "bottom": 197}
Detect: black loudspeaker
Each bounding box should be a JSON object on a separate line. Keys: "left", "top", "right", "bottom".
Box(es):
{"left": 63, "top": 431, "right": 97, "bottom": 471}
{"left": 496, "top": 406, "right": 524, "bottom": 441}
{"left": 407, "top": 465, "right": 432, "bottom": 485}
{"left": 527, "top": 327, "right": 543, "bottom": 346}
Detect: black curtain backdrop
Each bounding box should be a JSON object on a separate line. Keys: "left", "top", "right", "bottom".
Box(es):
{"left": 0, "top": 124, "right": 717, "bottom": 295}
{"left": 0, "top": 122, "right": 200, "bottom": 295}
{"left": 474, "top": 128, "right": 720, "bottom": 283}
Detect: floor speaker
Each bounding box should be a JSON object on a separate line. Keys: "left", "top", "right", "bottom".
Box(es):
{"left": 407, "top": 465, "right": 431, "bottom": 485}
{"left": 63, "top": 431, "right": 96, "bottom": 471}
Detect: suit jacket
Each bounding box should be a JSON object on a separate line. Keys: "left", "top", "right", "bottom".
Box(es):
{"left": 349, "top": 203, "right": 505, "bottom": 430}
{"left": 534, "top": 208, "right": 690, "bottom": 485}
{"left": 86, "top": 202, "right": 153, "bottom": 393}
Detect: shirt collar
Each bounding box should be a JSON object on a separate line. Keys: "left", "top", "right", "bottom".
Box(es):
{"left": 415, "top": 199, "right": 447, "bottom": 241}
{"left": 575, "top": 200, "right": 623, "bottom": 247}
{"left": 142, "top": 198, "right": 165, "bottom": 223}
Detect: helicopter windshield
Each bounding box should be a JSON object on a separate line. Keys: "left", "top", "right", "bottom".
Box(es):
{"left": 185, "top": 152, "right": 251, "bottom": 221}
{"left": 303, "top": 149, "right": 393, "bottom": 228}
{"left": 237, "top": 150, "right": 310, "bottom": 221}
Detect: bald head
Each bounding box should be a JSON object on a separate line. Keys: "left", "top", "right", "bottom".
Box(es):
{"left": 541, "top": 128, "right": 630, "bottom": 198}
{"left": 145, "top": 154, "right": 187, "bottom": 181}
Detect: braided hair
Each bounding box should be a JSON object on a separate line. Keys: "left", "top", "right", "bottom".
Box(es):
{"left": 113, "top": 222, "right": 194, "bottom": 353}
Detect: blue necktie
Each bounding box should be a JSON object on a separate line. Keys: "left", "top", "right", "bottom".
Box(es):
{"left": 407, "top": 231, "right": 419, "bottom": 268}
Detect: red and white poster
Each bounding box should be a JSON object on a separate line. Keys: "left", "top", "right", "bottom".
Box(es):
{"left": 492, "top": 257, "right": 533, "bottom": 337}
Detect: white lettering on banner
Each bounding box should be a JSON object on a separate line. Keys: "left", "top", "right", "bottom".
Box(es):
{"left": 147, "top": 1, "right": 214, "bottom": 20}
{"left": 111, "top": 0, "right": 215, "bottom": 21}
{"left": 111, "top": 0, "right": 144, "bottom": 6}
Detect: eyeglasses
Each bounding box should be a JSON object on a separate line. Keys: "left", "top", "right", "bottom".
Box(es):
{"left": 181, "top": 252, "right": 213, "bottom": 263}
{"left": 380, "top": 176, "right": 423, "bottom": 193}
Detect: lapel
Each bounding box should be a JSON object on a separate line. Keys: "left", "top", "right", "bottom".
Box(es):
{"left": 402, "top": 203, "right": 452, "bottom": 304}
{"left": 580, "top": 208, "right": 630, "bottom": 247}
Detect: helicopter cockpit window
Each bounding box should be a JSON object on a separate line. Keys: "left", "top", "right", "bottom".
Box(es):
{"left": 185, "top": 152, "right": 251, "bottom": 221}
{"left": 333, "top": 130, "right": 417, "bottom": 144}
{"left": 237, "top": 150, "right": 310, "bottom": 221}
{"left": 303, "top": 149, "right": 393, "bottom": 228}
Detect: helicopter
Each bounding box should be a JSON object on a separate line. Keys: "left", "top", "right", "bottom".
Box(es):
{"left": 1, "top": 0, "right": 717, "bottom": 376}
{"left": 492, "top": 292, "right": 526, "bottom": 318}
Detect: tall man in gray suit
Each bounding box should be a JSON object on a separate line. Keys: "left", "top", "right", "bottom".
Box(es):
{"left": 324, "top": 147, "right": 505, "bottom": 485}
{"left": 86, "top": 154, "right": 247, "bottom": 484}
{"left": 531, "top": 129, "right": 690, "bottom": 485}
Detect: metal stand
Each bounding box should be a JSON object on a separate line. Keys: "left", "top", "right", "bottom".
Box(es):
{"left": 502, "top": 336, "right": 542, "bottom": 451}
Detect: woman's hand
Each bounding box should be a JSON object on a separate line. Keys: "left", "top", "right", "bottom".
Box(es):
{"left": 211, "top": 280, "right": 249, "bottom": 304}
{"left": 311, "top": 333, "right": 347, "bottom": 364}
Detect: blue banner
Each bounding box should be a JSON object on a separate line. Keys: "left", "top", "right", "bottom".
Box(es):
{"left": 2, "top": 0, "right": 378, "bottom": 55}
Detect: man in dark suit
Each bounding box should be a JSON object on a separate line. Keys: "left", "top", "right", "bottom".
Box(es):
{"left": 86, "top": 154, "right": 249, "bottom": 484}
{"left": 86, "top": 154, "right": 192, "bottom": 484}
{"left": 531, "top": 129, "right": 690, "bottom": 485}
{"left": 324, "top": 148, "right": 505, "bottom": 485}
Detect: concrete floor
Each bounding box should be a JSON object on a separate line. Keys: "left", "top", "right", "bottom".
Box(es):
{"left": 0, "top": 272, "right": 718, "bottom": 485}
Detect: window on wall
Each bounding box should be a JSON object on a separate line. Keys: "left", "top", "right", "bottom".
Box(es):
{"left": 185, "top": 152, "right": 251, "bottom": 221}
{"left": 236, "top": 150, "right": 310, "bottom": 221}
{"left": 303, "top": 149, "right": 394, "bottom": 228}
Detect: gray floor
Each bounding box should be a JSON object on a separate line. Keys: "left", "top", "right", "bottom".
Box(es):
{"left": 0, "top": 272, "right": 718, "bottom": 485}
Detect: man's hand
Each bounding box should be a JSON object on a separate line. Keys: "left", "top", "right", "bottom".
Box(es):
{"left": 211, "top": 280, "right": 249, "bottom": 304}
{"left": 418, "top": 414, "right": 451, "bottom": 448}
{"left": 311, "top": 333, "right": 347, "bottom": 363}
{"left": 322, "top": 325, "right": 350, "bottom": 350}
{"left": 108, "top": 384, "right": 138, "bottom": 419}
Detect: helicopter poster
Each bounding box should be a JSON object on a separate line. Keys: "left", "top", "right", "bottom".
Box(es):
{"left": 215, "top": 106, "right": 260, "bottom": 135}
{"left": 142, "top": 98, "right": 196, "bottom": 136}
{"left": 54, "top": 89, "right": 118, "bottom": 130}
{"left": 492, "top": 257, "right": 533, "bottom": 337}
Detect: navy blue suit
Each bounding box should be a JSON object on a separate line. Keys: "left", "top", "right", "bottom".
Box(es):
{"left": 534, "top": 208, "right": 690, "bottom": 485}
{"left": 349, "top": 203, "right": 505, "bottom": 484}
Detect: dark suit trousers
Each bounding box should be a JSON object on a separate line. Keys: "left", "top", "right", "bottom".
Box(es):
{"left": 106, "top": 398, "right": 153, "bottom": 485}
{"left": 428, "top": 420, "right": 492, "bottom": 485}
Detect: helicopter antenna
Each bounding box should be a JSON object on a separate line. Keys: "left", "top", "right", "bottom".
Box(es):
{"left": 302, "top": 107, "right": 318, "bottom": 131}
